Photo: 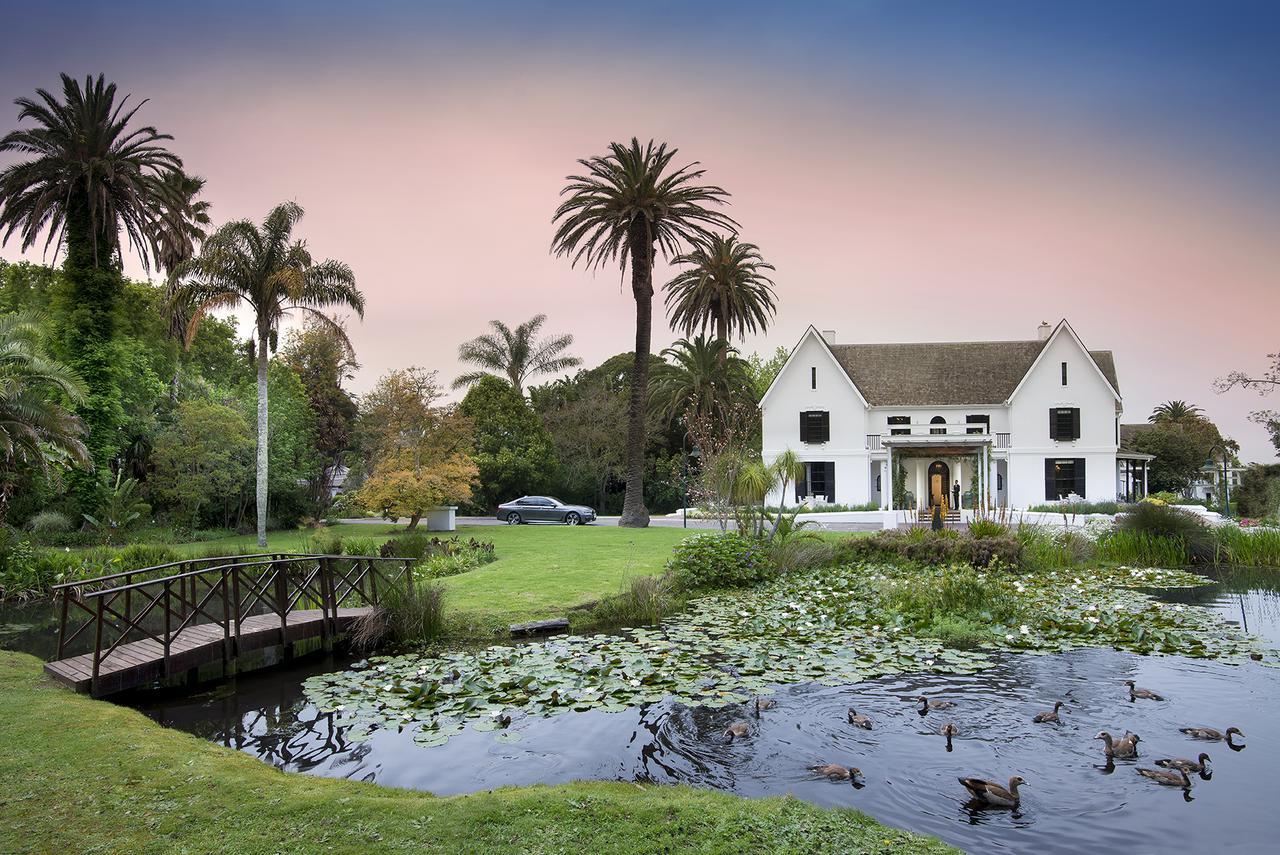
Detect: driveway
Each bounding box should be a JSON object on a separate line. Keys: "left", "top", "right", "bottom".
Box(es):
{"left": 338, "top": 516, "right": 882, "bottom": 532}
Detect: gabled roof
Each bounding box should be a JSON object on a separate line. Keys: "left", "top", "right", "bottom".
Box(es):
{"left": 826, "top": 336, "right": 1120, "bottom": 406}
{"left": 758, "top": 326, "right": 869, "bottom": 409}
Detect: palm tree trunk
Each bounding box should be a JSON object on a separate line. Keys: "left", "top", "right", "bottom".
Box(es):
{"left": 715, "top": 308, "right": 727, "bottom": 367}
{"left": 620, "top": 222, "right": 654, "bottom": 527}
{"left": 255, "top": 323, "right": 270, "bottom": 547}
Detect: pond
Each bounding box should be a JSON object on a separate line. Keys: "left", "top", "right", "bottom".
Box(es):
{"left": 4, "top": 567, "right": 1279, "bottom": 854}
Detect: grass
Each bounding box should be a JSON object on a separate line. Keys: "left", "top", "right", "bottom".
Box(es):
{"left": 0, "top": 651, "right": 955, "bottom": 855}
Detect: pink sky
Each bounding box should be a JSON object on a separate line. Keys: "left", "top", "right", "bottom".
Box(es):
{"left": 7, "top": 54, "right": 1279, "bottom": 460}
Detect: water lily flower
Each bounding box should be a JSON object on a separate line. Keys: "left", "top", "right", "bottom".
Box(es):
{"left": 377, "top": 665, "right": 387, "bottom": 672}
{"left": 1085, "top": 616, "right": 1100, "bottom": 625}
{"left": 925, "top": 659, "right": 935, "bottom": 666}
{"left": 1085, "top": 604, "right": 1097, "bottom": 611}
{"left": 630, "top": 679, "right": 641, "bottom": 686}
{"left": 872, "top": 625, "right": 881, "bottom": 632}
{"left": 1005, "top": 633, "right": 1015, "bottom": 641}
{"left": 1020, "top": 624, "right": 1031, "bottom": 635}
{"left": 1173, "top": 605, "right": 1185, "bottom": 612}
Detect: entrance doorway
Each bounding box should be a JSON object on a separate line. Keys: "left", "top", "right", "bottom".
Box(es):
{"left": 928, "top": 461, "right": 950, "bottom": 508}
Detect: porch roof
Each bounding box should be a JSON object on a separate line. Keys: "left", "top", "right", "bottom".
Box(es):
{"left": 882, "top": 435, "right": 991, "bottom": 456}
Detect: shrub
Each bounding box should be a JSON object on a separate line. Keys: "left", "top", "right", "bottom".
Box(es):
{"left": 113, "top": 544, "right": 181, "bottom": 572}
{"left": 877, "top": 563, "right": 1024, "bottom": 644}
{"left": 767, "top": 538, "right": 838, "bottom": 573}
{"left": 1212, "top": 524, "right": 1280, "bottom": 568}
{"left": 341, "top": 536, "right": 381, "bottom": 557}
{"left": 1027, "top": 501, "right": 1122, "bottom": 515}
{"left": 667, "top": 532, "right": 770, "bottom": 591}
{"left": 24, "top": 511, "right": 73, "bottom": 533}
{"left": 968, "top": 518, "right": 1008, "bottom": 538}
{"left": 418, "top": 539, "right": 497, "bottom": 579}
{"left": 301, "top": 529, "right": 344, "bottom": 556}
{"left": 1096, "top": 530, "right": 1188, "bottom": 567}
{"left": 832, "top": 530, "right": 1022, "bottom": 570}
{"left": 1116, "top": 501, "right": 1211, "bottom": 563}
{"left": 350, "top": 581, "right": 446, "bottom": 650}
{"left": 0, "top": 528, "right": 38, "bottom": 600}
{"left": 583, "top": 572, "right": 683, "bottom": 628}
{"left": 379, "top": 532, "right": 435, "bottom": 562}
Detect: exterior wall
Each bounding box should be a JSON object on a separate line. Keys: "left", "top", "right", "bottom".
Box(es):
{"left": 761, "top": 332, "right": 869, "bottom": 506}
{"left": 866, "top": 405, "right": 1010, "bottom": 436}
{"left": 1007, "top": 331, "right": 1120, "bottom": 506}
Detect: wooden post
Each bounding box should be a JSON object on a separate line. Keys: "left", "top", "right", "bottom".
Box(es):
{"left": 91, "top": 597, "right": 104, "bottom": 697}
{"left": 163, "top": 579, "right": 173, "bottom": 678}
{"left": 56, "top": 590, "right": 69, "bottom": 659}
{"left": 319, "top": 556, "right": 333, "bottom": 653}
{"left": 275, "top": 559, "right": 289, "bottom": 648}
{"left": 368, "top": 558, "right": 379, "bottom": 606}
{"left": 221, "top": 567, "right": 235, "bottom": 677}
{"left": 232, "top": 564, "right": 243, "bottom": 661}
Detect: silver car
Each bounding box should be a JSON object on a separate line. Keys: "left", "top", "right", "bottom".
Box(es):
{"left": 496, "top": 496, "right": 597, "bottom": 525}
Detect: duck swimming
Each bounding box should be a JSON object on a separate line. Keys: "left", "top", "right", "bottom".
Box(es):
{"left": 723, "top": 722, "right": 751, "bottom": 741}
{"left": 808, "top": 763, "right": 863, "bottom": 783}
{"left": 1033, "top": 701, "right": 1067, "bottom": 723}
{"left": 1138, "top": 767, "right": 1192, "bottom": 788}
{"left": 1124, "top": 680, "right": 1164, "bottom": 701}
{"left": 1180, "top": 726, "right": 1243, "bottom": 744}
{"left": 754, "top": 697, "right": 777, "bottom": 716}
{"left": 917, "top": 696, "right": 955, "bottom": 713}
{"left": 847, "top": 708, "right": 873, "bottom": 729}
{"left": 959, "top": 775, "right": 1026, "bottom": 807}
{"left": 1155, "top": 753, "right": 1211, "bottom": 774}
{"left": 1096, "top": 730, "right": 1140, "bottom": 758}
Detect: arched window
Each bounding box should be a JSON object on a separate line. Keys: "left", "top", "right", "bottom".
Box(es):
{"left": 930, "top": 416, "right": 947, "bottom": 435}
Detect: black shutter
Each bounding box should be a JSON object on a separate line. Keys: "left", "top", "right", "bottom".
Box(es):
{"left": 1045, "top": 459, "right": 1056, "bottom": 500}
{"left": 796, "top": 463, "right": 808, "bottom": 501}
{"left": 1071, "top": 408, "right": 1081, "bottom": 440}
{"left": 1074, "top": 458, "right": 1086, "bottom": 498}
{"left": 1049, "top": 409, "right": 1058, "bottom": 440}
{"left": 824, "top": 462, "right": 836, "bottom": 502}
{"left": 819, "top": 412, "right": 831, "bottom": 442}
{"left": 799, "top": 411, "right": 809, "bottom": 443}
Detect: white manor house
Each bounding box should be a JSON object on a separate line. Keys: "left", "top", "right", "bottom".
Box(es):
{"left": 760, "top": 320, "right": 1153, "bottom": 513}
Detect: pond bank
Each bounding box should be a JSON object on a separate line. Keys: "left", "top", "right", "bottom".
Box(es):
{"left": 0, "top": 651, "right": 954, "bottom": 855}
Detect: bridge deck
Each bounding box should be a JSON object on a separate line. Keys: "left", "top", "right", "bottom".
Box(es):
{"left": 44, "top": 607, "right": 371, "bottom": 695}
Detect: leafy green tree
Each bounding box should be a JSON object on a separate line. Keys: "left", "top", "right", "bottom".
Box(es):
{"left": 1132, "top": 424, "right": 1217, "bottom": 494}
{"left": 281, "top": 316, "right": 360, "bottom": 507}
{"left": 238, "top": 361, "right": 320, "bottom": 527}
{"left": 0, "top": 74, "right": 184, "bottom": 483}
{"left": 745, "top": 346, "right": 790, "bottom": 402}
{"left": 664, "top": 234, "right": 776, "bottom": 351}
{"left": 170, "top": 202, "right": 363, "bottom": 546}
{"left": 649, "top": 336, "right": 752, "bottom": 427}
{"left": 149, "top": 399, "right": 254, "bottom": 529}
{"left": 552, "top": 138, "right": 735, "bottom": 527}
{"left": 458, "top": 376, "right": 555, "bottom": 511}
{"left": 1236, "top": 464, "right": 1280, "bottom": 518}
{"left": 0, "top": 312, "right": 90, "bottom": 521}
{"left": 1149, "top": 400, "right": 1204, "bottom": 423}
{"left": 453, "top": 314, "right": 581, "bottom": 396}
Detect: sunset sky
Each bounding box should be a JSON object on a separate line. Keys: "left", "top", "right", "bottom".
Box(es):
{"left": 2, "top": 1, "right": 1278, "bottom": 460}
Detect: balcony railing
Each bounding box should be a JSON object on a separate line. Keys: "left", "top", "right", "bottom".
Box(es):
{"left": 863, "top": 422, "right": 1012, "bottom": 449}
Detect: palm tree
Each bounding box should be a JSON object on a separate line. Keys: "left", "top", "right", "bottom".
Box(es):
{"left": 552, "top": 138, "right": 736, "bottom": 527}
{"left": 664, "top": 234, "right": 777, "bottom": 351}
{"left": 0, "top": 312, "right": 90, "bottom": 521}
{"left": 452, "top": 314, "right": 581, "bottom": 396}
{"left": 649, "top": 336, "right": 751, "bottom": 425}
{"left": 170, "top": 202, "right": 363, "bottom": 547}
{"left": 0, "top": 74, "right": 183, "bottom": 476}
{"left": 152, "top": 171, "right": 211, "bottom": 402}
{"left": 1149, "top": 400, "right": 1204, "bottom": 423}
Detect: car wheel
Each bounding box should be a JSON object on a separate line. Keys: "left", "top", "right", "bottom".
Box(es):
{"left": 506, "top": 512, "right": 522, "bottom": 525}
{"left": 565, "top": 512, "right": 581, "bottom": 526}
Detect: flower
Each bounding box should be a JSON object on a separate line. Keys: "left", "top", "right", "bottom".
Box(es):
{"left": 1020, "top": 624, "right": 1031, "bottom": 635}
{"left": 376, "top": 665, "right": 387, "bottom": 672}
{"left": 1173, "top": 605, "right": 1185, "bottom": 612}
{"left": 1085, "top": 616, "right": 1100, "bottom": 625}
{"left": 872, "top": 625, "right": 881, "bottom": 632}
{"left": 630, "top": 679, "right": 641, "bottom": 686}
{"left": 1005, "top": 633, "right": 1015, "bottom": 641}
{"left": 925, "top": 659, "right": 936, "bottom": 666}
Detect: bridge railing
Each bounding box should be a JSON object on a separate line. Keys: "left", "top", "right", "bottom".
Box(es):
{"left": 51, "top": 554, "right": 413, "bottom": 693}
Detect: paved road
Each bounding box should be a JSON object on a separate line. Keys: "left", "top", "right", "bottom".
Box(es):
{"left": 339, "top": 516, "right": 882, "bottom": 532}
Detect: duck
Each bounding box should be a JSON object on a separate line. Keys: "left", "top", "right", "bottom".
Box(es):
{"left": 1137, "top": 767, "right": 1192, "bottom": 788}
{"left": 941, "top": 723, "right": 958, "bottom": 739}
{"left": 917, "top": 696, "right": 956, "bottom": 713}
{"left": 1155, "top": 753, "right": 1211, "bottom": 774}
{"left": 808, "top": 763, "right": 863, "bottom": 782}
{"left": 1095, "top": 730, "right": 1140, "bottom": 758}
{"left": 754, "top": 697, "right": 777, "bottom": 714}
{"left": 1124, "top": 680, "right": 1164, "bottom": 701}
{"left": 723, "top": 722, "right": 751, "bottom": 741}
{"left": 1033, "top": 701, "right": 1067, "bottom": 723}
{"left": 847, "top": 708, "right": 873, "bottom": 729}
{"left": 1180, "top": 726, "right": 1243, "bottom": 744}
{"left": 959, "top": 775, "right": 1026, "bottom": 807}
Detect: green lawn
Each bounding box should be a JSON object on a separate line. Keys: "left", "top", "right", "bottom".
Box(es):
{"left": 167, "top": 523, "right": 697, "bottom": 632}
{"left": 0, "top": 651, "right": 955, "bottom": 855}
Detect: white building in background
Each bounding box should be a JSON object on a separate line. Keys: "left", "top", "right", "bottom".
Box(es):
{"left": 760, "top": 320, "right": 1152, "bottom": 512}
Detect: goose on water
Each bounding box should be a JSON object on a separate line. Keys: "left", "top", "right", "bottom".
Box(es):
{"left": 808, "top": 763, "right": 863, "bottom": 782}
{"left": 1095, "top": 730, "right": 1140, "bottom": 758}
{"left": 1155, "top": 753, "right": 1211, "bottom": 774}
{"left": 1124, "top": 680, "right": 1164, "bottom": 701}
{"left": 723, "top": 722, "right": 751, "bottom": 741}
{"left": 847, "top": 708, "right": 873, "bottom": 729}
{"left": 1033, "top": 701, "right": 1067, "bottom": 723}
{"left": 1138, "top": 767, "right": 1192, "bottom": 788}
{"left": 959, "top": 775, "right": 1026, "bottom": 807}
{"left": 1180, "top": 726, "right": 1243, "bottom": 743}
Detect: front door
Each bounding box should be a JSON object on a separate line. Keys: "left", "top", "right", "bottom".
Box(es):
{"left": 928, "top": 461, "right": 950, "bottom": 508}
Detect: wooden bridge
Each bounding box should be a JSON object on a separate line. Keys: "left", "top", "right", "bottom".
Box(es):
{"left": 45, "top": 553, "right": 414, "bottom": 696}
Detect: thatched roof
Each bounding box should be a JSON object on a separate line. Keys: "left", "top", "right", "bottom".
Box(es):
{"left": 827, "top": 339, "right": 1120, "bottom": 406}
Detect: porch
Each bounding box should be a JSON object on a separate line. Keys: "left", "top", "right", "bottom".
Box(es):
{"left": 870, "top": 435, "right": 1005, "bottom": 513}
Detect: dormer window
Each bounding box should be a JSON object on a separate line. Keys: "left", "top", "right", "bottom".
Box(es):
{"left": 929, "top": 416, "right": 947, "bottom": 435}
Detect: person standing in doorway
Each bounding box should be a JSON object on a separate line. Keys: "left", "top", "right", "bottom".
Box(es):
{"left": 952, "top": 480, "right": 961, "bottom": 509}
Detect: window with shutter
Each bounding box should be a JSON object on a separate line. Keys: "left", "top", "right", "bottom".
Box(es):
{"left": 1073, "top": 457, "right": 1086, "bottom": 497}
{"left": 966, "top": 414, "right": 990, "bottom": 435}
{"left": 824, "top": 461, "right": 836, "bottom": 502}
{"left": 1046, "top": 458, "right": 1083, "bottom": 499}
{"left": 799, "top": 412, "right": 809, "bottom": 443}
{"left": 888, "top": 415, "right": 910, "bottom": 436}
{"left": 795, "top": 464, "right": 808, "bottom": 502}
{"left": 801, "top": 411, "right": 830, "bottom": 443}
{"left": 1052, "top": 408, "right": 1078, "bottom": 440}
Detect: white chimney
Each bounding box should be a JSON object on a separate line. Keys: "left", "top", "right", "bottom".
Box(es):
{"left": 1037, "top": 321, "right": 1052, "bottom": 341}
{"left": 821, "top": 329, "right": 836, "bottom": 341}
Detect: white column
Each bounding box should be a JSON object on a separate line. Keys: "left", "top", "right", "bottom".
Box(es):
{"left": 954, "top": 457, "right": 963, "bottom": 510}
{"left": 1142, "top": 461, "right": 1148, "bottom": 498}
{"left": 915, "top": 461, "right": 924, "bottom": 510}
{"left": 884, "top": 449, "right": 894, "bottom": 510}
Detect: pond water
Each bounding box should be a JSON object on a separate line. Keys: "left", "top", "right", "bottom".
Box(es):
{"left": 4, "top": 570, "right": 1279, "bottom": 854}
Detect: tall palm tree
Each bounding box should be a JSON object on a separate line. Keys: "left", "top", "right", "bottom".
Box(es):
{"left": 0, "top": 312, "right": 90, "bottom": 521}
{"left": 452, "top": 314, "right": 581, "bottom": 396}
{"left": 649, "top": 336, "right": 751, "bottom": 425}
{"left": 0, "top": 73, "right": 183, "bottom": 478}
{"left": 170, "top": 202, "right": 363, "bottom": 546}
{"left": 552, "top": 138, "right": 736, "bottom": 527}
{"left": 152, "top": 171, "right": 211, "bottom": 402}
{"left": 664, "top": 234, "right": 777, "bottom": 350}
{"left": 1149, "top": 400, "right": 1204, "bottom": 423}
